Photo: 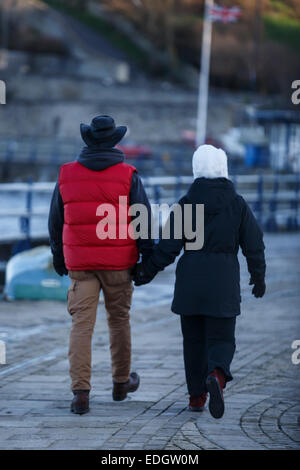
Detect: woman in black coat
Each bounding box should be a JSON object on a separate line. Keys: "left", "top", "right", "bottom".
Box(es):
{"left": 134, "top": 145, "right": 266, "bottom": 419}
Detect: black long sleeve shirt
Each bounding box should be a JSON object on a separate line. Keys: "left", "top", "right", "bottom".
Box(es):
{"left": 48, "top": 172, "right": 154, "bottom": 269}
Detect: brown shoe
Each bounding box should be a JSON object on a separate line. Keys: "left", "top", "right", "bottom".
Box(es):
{"left": 71, "top": 390, "right": 90, "bottom": 415}
{"left": 112, "top": 372, "right": 140, "bottom": 401}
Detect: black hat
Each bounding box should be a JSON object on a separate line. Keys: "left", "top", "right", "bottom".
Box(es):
{"left": 80, "top": 115, "right": 127, "bottom": 148}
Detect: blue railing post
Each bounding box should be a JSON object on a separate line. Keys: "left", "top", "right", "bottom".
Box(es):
{"left": 231, "top": 173, "right": 237, "bottom": 190}
{"left": 175, "top": 175, "right": 182, "bottom": 201}
{"left": 2, "top": 141, "right": 15, "bottom": 181}
{"left": 253, "top": 174, "right": 264, "bottom": 227}
{"left": 51, "top": 140, "right": 59, "bottom": 166}
{"left": 285, "top": 123, "right": 291, "bottom": 171}
{"left": 154, "top": 184, "right": 161, "bottom": 205}
{"left": 286, "top": 174, "right": 299, "bottom": 231}
{"left": 154, "top": 152, "right": 163, "bottom": 176}
{"left": 29, "top": 140, "right": 37, "bottom": 165}
{"left": 25, "top": 178, "right": 33, "bottom": 240}
{"left": 12, "top": 179, "right": 33, "bottom": 256}
{"left": 230, "top": 158, "right": 237, "bottom": 189}
{"left": 265, "top": 174, "right": 278, "bottom": 232}
{"left": 153, "top": 183, "right": 162, "bottom": 242}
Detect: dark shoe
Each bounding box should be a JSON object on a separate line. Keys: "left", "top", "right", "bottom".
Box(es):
{"left": 112, "top": 372, "right": 140, "bottom": 401}
{"left": 206, "top": 369, "right": 225, "bottom": 419}
{"left": 71, "top": 390, "right": 90, "bottom": 415}
{"left": 189, "top": 393, "right": 207, "bottom": 412}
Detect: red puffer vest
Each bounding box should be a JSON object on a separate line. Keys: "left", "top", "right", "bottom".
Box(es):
{"left": 59, "top": 161, "right": 139, "bottom": 270}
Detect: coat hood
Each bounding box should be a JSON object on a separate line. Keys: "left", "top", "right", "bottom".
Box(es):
{"left": 192, "top": 144, "right": 228, "bottom": 179}
{"left": 77, "top": 146, "right": 125, "bottom": 171}
{"left": 186, "top": 177, "right": 236, "bottom": 214}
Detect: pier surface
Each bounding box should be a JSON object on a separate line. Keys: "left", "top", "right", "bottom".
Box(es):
{"left": 0, "top": 233, "right": 299, "bottom": 450}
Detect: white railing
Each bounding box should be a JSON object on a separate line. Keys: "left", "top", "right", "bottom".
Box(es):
{"left": 0, "top": 174, "right": 299, "bottom": 239}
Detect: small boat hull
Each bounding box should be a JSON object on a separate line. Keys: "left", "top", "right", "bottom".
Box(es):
{"left": 4, "top": 246, "right": 70, "bottom": 301}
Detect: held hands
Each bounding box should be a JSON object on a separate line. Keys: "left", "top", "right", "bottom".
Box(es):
{"left": 132, "top": 262, "right": 157, "bottom": 286}
{"left": 249, "top": 277, "right": 266, "bottom": 298}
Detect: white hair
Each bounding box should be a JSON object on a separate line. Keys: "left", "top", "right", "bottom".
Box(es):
{"left": 192, "top": 144, "right": 228, "bottom": 179}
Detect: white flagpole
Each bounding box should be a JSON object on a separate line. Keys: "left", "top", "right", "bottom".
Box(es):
{"left": 196, "top": 0, "right": 214, "bottom": 146}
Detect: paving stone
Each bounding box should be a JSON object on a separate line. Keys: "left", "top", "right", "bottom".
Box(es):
{"left": 0, "top": 234, "right": 299, "bottom": 450}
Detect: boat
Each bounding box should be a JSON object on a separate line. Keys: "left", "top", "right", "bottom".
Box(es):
{"left": 4, "top": 246, "right": 70, "bottom": 301}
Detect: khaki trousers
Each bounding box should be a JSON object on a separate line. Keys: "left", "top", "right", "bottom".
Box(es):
{"left": 67, "top": 269, "right": 133, "bottom": 391}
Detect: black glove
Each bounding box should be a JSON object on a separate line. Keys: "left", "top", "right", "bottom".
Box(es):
{"left": 53, "top": 257, "right": 68, "bottom": 277}
{"left": 133, "top": 262, "right": 157, "bottom": 286}
{"left": 249, "top": 277, "right": 266, "bottom": 298}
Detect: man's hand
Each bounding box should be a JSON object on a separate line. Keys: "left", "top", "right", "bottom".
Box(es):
{"left": 53, "top": 258, "right": 68, "bottom": 276}
{"left": 133, "top": 262, "right": 157, "bottom": 286}
{"left": 249, "top": 277, "right": 266, "bottom": 298}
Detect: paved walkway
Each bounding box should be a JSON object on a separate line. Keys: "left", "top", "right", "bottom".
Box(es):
{"left": 0, "top": 234, "right": 299, "bottom": 450}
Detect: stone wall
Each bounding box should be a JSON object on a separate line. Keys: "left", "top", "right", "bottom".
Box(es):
{"left": 1, "top": 66, "right": 256, "bottom": 144}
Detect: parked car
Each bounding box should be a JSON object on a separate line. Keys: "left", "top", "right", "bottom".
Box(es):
{"left": 116, "top": 143, "right": 152, "bottom": 160}
{"left": 181, "top": 130, "right": 223, "bottom": 149}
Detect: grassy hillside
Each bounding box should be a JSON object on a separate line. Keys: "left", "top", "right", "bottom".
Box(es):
{"left": 264, "top": 2, "right": 300, "bottom": 51}
{"left": 43, "top": 0, "right": 147, "bottom": 66}
{"left": 5, "top": 0, "right": 300, "bottom": 93}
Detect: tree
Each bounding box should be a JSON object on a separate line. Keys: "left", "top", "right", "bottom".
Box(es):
{"left": 99, "top": 0, "right": 180, "bottom": 70}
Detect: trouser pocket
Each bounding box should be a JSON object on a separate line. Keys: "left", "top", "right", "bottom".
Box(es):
{"left": 67, "top": 271, "right": 97, "bottom": 315}
{"left": 67, "top": 279, "right": 77, "bottom": 316}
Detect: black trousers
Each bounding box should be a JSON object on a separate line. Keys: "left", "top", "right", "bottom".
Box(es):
{"left": 180, "top": 315, "right": 236, "bottom": 396}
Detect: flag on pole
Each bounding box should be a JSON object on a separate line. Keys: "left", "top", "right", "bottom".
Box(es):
{"left": 207, "top": 4, "right": 241, "bottom": 23}
{"left": 196, "top": 1, "right": 242, "bottom": 146}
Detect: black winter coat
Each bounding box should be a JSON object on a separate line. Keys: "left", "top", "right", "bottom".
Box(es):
{"left": 145, "top": 177, "right": 266, "bottom": 317}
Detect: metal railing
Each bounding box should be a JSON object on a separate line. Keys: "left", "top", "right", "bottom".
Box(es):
{"left": 0, "top": 174, "right": 299, "bottom": 244}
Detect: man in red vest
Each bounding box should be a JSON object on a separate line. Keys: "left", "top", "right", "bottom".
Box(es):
{"left": 48, "top": 115, "right": 153, "bottom": 414}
